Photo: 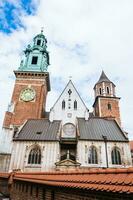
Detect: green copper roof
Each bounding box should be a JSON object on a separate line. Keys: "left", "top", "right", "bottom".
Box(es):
{"left": 18, "top": 31, "right": 49, "bottom": 72}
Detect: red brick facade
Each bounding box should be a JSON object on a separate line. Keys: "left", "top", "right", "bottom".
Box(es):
{"left": 3, "top": 72, "right": 49, "bottom": 128}
{"left": 94, "top": 97, "right": 121, "bottom": 125}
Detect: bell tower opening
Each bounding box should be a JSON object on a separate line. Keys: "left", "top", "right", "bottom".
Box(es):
{"left": 31, "top": 56, "right": 38, "bottom": 64}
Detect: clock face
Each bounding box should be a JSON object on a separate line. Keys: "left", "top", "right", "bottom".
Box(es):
{"left": 63, "top": 123, "right": 76, "bottom": 138}
{"left": 20, "top": 88, "right": 36, "bottom": 102}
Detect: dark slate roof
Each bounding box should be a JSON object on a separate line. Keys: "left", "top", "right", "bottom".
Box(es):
{"left": 95, "top": 71, "right": 115, "bottom": 87}
{"left": 13, "top": 119, "right": 61, "bottom": 141}
{"left": 78, "top": 118, "right": 128, "bottom": 142}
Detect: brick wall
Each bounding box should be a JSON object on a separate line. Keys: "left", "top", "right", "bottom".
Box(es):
{"left": 10, "top": 181, "right": 133, "bottom": 200}
{"left": 3, "top": 74, "right": 48, "bottom": 128}
{"left": 94, "top": 97, "right": 121, "bottom": 125}
{"left": 99, "top": 97, "right": 121, "bottom": 125}
{"left": 0, "top": 178, "right": 9, "bottom": 197}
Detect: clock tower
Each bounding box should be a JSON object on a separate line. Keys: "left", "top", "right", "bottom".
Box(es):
{"left": 0, "top": 31, "right": 50, "bottom": 171}
{"left": 3, "top": 30, "right": 50, "bottom": 129}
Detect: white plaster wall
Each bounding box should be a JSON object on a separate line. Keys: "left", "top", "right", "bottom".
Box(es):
{"left": 77, "top": 141, "right": 132, "bottom": 168}
{"left": 0, "top": 128, "right": 14, "bottom": 153}
{"left": 49, "top": 81, "right": 89, "bottom": 125}
{"left": 9, "top": 141, "right": 60, "bottom": 172}
{"left": 108, "top": 142, "right": 132, "bottom": 167}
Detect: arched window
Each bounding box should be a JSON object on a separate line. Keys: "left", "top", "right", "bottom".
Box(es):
{"left": 74, "top": 100, "right": 77, "bottom": 110}
{"left": 107, "top": 87, "right": 110, "bottom": 94}
{"left": 88, "top": 146, "right": 98, "bottom": 164}
{"left": 62, "top": 100, "right": 65, "bottom": 110}
{"left": 99, "top": 88, "right": 102, "bottom": 95}
{"left": 111, "top": 147, "right": 121, "bottom": 165}
{"left": 28, "top": 147, "right": 41, "bottom": 164}
{"left": 37, "top": 39, "right": 41, "bottom": 46}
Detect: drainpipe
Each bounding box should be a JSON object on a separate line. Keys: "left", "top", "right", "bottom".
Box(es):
{"left": 102, "top": 135, "right": 108, "bottom": 168}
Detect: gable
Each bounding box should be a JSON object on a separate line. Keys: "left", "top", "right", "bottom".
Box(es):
{"left": 49, "top": 80, "right": 89, "bottom": 125}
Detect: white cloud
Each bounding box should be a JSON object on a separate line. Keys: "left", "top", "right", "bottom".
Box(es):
{"left": 0, "top": 0, "right": 133, "bottom": 138}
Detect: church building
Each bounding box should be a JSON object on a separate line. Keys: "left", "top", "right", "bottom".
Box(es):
{"left": 0, "top": 31, "right": 132, "bottom": 172}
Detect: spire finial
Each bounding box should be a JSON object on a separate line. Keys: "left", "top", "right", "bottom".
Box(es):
{"left": 41, "top": 27, "right": 44, "bottom": 33}
{"left": 69, "top": 76, "right": 72, "bottom": 80}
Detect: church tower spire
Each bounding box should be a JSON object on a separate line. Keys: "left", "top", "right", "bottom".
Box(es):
{"left": 93, "top": 71, "right": 121, "bottom": 126}
{"left": 94, "top": 70, "right": 116, "bottom": 98}
{"left": 18, "top": 30, "right": 49, "bottom": 72}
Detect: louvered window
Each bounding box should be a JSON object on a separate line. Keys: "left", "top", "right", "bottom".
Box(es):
{"left": 28, "top": 147, "right": 41, "bottom": 164}
{"left": 88, "top": 146, "right": 98, "bottom": 164}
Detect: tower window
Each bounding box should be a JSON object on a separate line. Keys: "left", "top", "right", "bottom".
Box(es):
{"left": 37, "top": 39, "right": 41, "bottom": 45}
{"left": 107, "top": 103, "right": 111, "bottom": 110}
{"left": 99, "top": 88, "right": 102, "bottom": 95}
{"left": 107, "top": 87, "right": 110, "bottom": 94}
{"left": 111, "top": 147, "right": 121, "bottom": 165}
{"left": 31, "top": 56, "right": 38, "bottom": 64}
{"left": 62, "top": 100, "right": 65, "bottom": 110}
{"left": 74, "top": 100, "right": 77, "bottom": 110}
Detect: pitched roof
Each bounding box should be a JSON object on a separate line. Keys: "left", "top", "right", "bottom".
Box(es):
{"left": 1, "top": 168, "right": 133, "bottom": 194}
{"left": 13, "top": 119, "right": 61, "bottom": 141}
{"left": 78, "top": 118, "right": 128, "bottom": 141}
{"left": 95, "top": 71, "right": 115, "bottom": 87}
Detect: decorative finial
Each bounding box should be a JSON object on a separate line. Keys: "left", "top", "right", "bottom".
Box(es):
{"left": 69, "top": 76, "right": 72, "bottom": 80}
{"left": 41, "top": 27, "right": 44, "bottom": 33}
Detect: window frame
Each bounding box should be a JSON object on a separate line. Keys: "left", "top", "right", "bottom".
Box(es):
{"left": 28, "top": 147, "right": 41, "bottom": 165}
{"left": 88, "top": 146, "right": 98, "bottom": 164}
{"left": 111, "top": 147, "right": 122, "bottom": 165}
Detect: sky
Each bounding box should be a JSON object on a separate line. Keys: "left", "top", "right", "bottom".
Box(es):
{"left": 0, "top": 0, "right": 133, "bottom": 138}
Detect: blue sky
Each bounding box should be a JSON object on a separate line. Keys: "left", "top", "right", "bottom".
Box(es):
{"left": 0, "top": 0, "right": 133, "bottom": 138}
{"left": 0, "top": 0, "right": 37, "bottom": 33}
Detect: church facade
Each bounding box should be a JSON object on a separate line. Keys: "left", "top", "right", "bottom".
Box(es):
{"left": 0, "top": 31, "right": 132, "bottom": 172}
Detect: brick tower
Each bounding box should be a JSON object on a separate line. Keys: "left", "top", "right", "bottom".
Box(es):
{"left": 0, "top": 31, "right": 50, "bottom": 171}
{"left": 3, "top": 30, "right": 50, "bottom": 129}
{"left": 93, "top": 71, "right": 121, "bottom": 125}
